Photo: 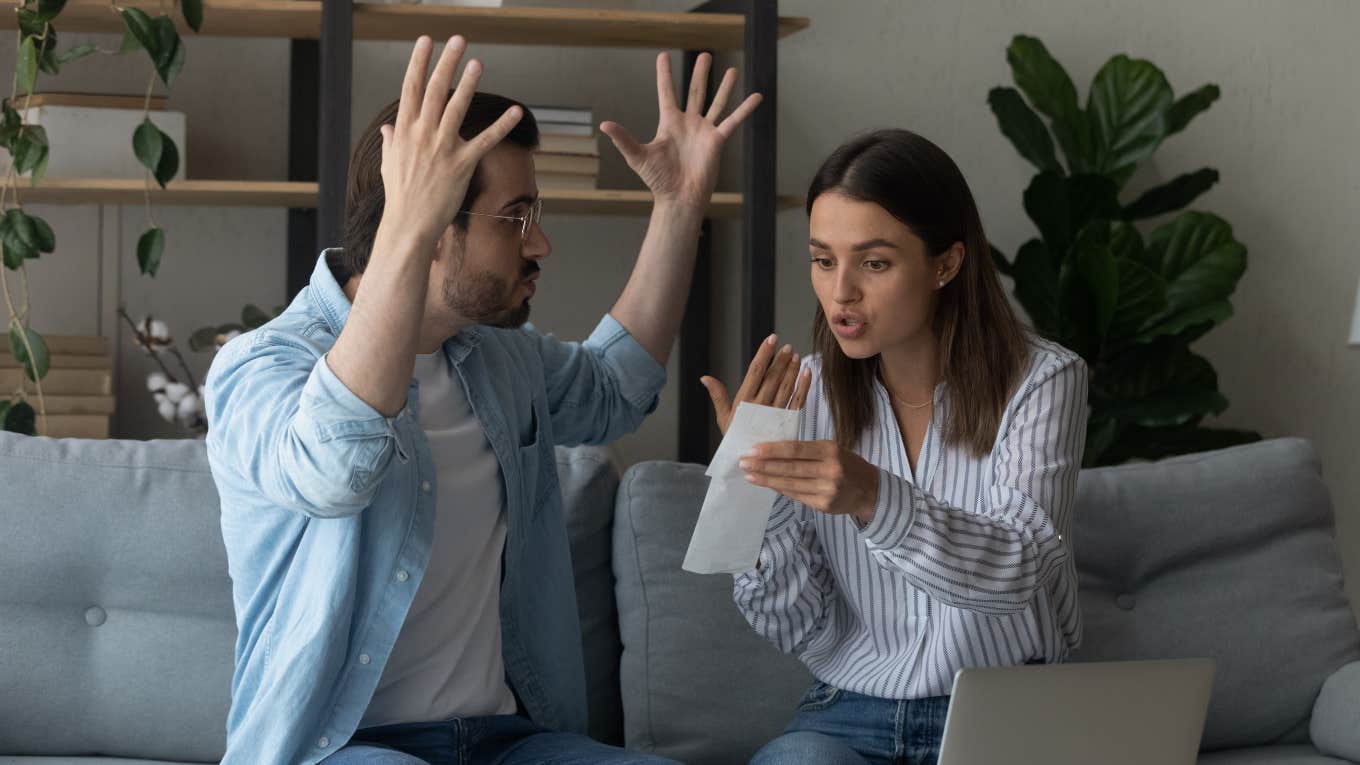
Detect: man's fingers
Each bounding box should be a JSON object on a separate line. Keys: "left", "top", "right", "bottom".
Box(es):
{"left": 755, "top": 346, "right": 793, "bottom": 403}
{"left": 734, "top": 333, "right": 778, "bottom": 404}
{"left": 440, "top": 56, "right": 483, "bottom": 144}
{"left": 423, "top": 36, "right": 467, "bottom": 128}
{"left": 467, "top": 104, "right": 524, "bottom": 157}
{"left": 655, "top": 51, "right": 679, "bottom": 113}
{"left": 705, "top": 67, "right": 738, "bottom": 123}
{"left": 685, "top": 52, "right": 711, "bottom": 114}
{"left": 397, "top": 36, "right": 434, "bottom": 132}
{"left": 773, "top": 354, "right": 799, "bottom": 409}
{"left": 791, "top": 367, "right": 813, "bottom": 409}
{"left": 716, "top": 92, "right": 763, "bottom": 140}
{"left": 600, "top": 121, "right": 645, "bottom": 166}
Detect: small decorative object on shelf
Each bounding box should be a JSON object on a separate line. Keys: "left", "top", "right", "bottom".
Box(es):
{"left": 530, "top": 105, "right": 598, "bottom": 190}
{"left": 119, "top": 307, "right": 206, "bottom": 436}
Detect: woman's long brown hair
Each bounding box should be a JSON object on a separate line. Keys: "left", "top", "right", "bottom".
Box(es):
{"left": 809, "top": 130, "right": 1030, "bottom": 456}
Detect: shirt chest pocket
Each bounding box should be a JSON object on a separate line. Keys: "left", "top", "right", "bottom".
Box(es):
{"left": 516, "top": 399, "right": 556, "bottom": 512}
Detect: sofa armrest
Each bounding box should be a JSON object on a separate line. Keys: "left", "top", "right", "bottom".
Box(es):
{"left": 1312, "top": 660, "right": 1360, "bottom": 760}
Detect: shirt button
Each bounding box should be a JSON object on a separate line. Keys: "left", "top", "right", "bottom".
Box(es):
{"left": 317, "top": 737, "right": 330, "bottom": 749}
{"left": 421, "top": 480, "right": 432, "bottom": 494}
{"left": 359, "top": 653, "right": 371, "bottom": 665}
{"left": 396, "top": 570, "right": 409, "bottom": 582}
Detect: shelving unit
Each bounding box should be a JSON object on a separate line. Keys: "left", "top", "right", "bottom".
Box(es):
{"left": 3, "top": 0, "right": 809, "bottom": 461}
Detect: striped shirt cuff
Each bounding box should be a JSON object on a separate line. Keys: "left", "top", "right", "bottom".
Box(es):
{"left": 857, "top": 468, "right": 917, "bottom": 551}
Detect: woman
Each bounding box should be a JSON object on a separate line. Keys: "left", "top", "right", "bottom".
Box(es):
{"left": 700, "top": 129, "right": 1089, "bottom": 765}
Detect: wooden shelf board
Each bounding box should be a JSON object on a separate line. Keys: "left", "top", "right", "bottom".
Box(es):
{"left": 1, "top": 1, "right": 809, "bottom": 49}
{"left": 16, "top": 179, "right": 800, "bottom": 217}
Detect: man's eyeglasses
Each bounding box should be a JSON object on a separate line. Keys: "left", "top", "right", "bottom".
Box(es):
{"left": 459, "top": 198, "right": 543, "bottom": 243}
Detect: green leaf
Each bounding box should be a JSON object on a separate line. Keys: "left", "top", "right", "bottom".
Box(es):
{"left": 29, "top": 214, "right": 55, "bottom": 253}
{"left": 1096, "top": 424, "right": 1259, "bottom": 466}
{"left": 9, "top": 323, "right": 50, "bottom": 382}
{"left": 1075, "top": 240, "right": 1118, "bottom": 338}
{"left": 3, "top": 400, "right": 36, "bottom": 435}
{"left": 242, "top": 304, "right": 271, "bottom": 329}
{"left": 1083, "top": 417, "right": 1120, "bottom": 468}
{"left": 1109, "top": 256, "right": 1166, "bottom": 341}
{"left": 119, "top": 28, "right": 143, "bottom": 54}
{"left": 1087, "top": 54, "right": 1174, "bottom": 181}
{"left": 1167, "top": 84, "right": 1220, "bottom": 136}
{"left": 1122, "top": 168, "right": 1219, "bottom": 220}
{"left": 38, "top": 46, "right": 60, "bottom": 76}
{"left": 181, "top": 0, "right": 204, "bottom": 33}
{"left": 13, "top": 125, "right": 49, "bottom": 176}
{"left": 1142, "top": 212, "right": 1246, "bottom": 328}
{"left": 1007, "top": 35, "right": 1080, "bottom": 124}
{"left": 1022, "top": 172, "right": 1120, "bottom": 258}
{"left": 14, "top": 8, "right": 46, "bottom": 39}
{"left": 1011, "top": 238, "right": 1061, "bottom": 338}
{"left": 17, "top": 37, "right": 38, "bottom": 93}
{"left": 133, "top": 118, "right": 164, "bottom": 176}
{"left": 1006, "top": 35, "right": 1093, "bottom": 172}
{"left": 990, "top": 243, "right": 1014, "bottom": 277}
{"left": 0, "top": 210, "right": 37, "bottom": 262}
{"left": 987, "top": 86, "right": 1060, "bottom": 173}
{"left": 57, "top": 42, "right": 97, "bottom": 65}
{"left": 36, "top": 0, "right": 67, "bottom": 22}
{"left": 154, "top": 131, "right": 179, "bottom": 188}
{"left": 120, "top": 7, "right": 160, "bottom": 59}
{"left": 152, "top": 16, "right": 185, "bottom": 87}
{"left": 1136, "top": 299, "right": 1232, "bottom": 345}
{"left": 0, "top": 101, "right": 22, "bottom": 147}
{"left": 189, "top": 326, "right": 219, "bottom": 352}
{"left": 138, "top": 226, "right": 165, "bottom": 276}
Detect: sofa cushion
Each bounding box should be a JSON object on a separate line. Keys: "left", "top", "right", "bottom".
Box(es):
{"left": 0, "top": 433, "right": 623, "bottom": 761}
{"left": 556, "top": 446, "right": 625, "bottom": 746}
{"left": 613, "top": 461, "right": 810, "bottom": 765}
{"left": 1071, "top": 438, "right": 1360, "bottom": 751}
{"left": 0, "top": 434, "right": 233, "bottom": 763}
{"left": 1197, "top": 745, "right": 1353, "bottom": 764}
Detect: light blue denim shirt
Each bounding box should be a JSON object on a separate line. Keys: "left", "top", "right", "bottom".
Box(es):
{"left": 203, "top": 252, "right": 666, "bottom": 765}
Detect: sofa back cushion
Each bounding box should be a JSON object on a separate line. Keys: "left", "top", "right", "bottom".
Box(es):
{"left": 1071, "top": 438, "right": 1360, "bottom": 750}
{"left": 0, "top": 434, "right": 623, "bottom": 760}
{"left": 0, "top": 433, "right": 233, "bottom": 762}
{"left": 613, "top": 461, "right": 810, "bottom": 765}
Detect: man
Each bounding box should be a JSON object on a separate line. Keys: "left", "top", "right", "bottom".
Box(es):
{"left": 204, "top": 36, "right": 760, "bottom": 765}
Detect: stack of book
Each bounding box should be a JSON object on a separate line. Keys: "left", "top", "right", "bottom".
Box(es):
{"left": 0, "top": 335, "right": 114, "bottom": 438}
{"left": 530, "top": 105, "right": 600, "bottom": 191}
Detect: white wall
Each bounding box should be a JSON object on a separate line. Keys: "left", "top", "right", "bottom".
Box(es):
{"left": 7, "top": 1, "right": 1360, "bottom": 606}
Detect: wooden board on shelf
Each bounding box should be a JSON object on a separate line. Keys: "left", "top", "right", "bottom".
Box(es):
{"left": 0, "top": 353, "right": 110, "bottom": 370}
{"left": 18, "top": 179, "right": 319, "bottom": 208}
{"left": 35, "top": 414, "right": 111, "bottom": 439}
{"left": 0, "top": 1, "right": 809, "bottom": 49}
{"left": 17, "top": 179, "right": 799, "bottom": 218}
{"left": 0, "top": 368, "right": 111, "bottom": 396}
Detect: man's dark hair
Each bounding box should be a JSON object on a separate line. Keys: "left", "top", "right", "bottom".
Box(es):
{"left": 335, "top": 91, "right": 539, "bottom": 282}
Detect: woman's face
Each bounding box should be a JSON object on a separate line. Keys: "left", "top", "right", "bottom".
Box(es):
{"left": 808, "top": 192, "right": 958, "bottom": 360}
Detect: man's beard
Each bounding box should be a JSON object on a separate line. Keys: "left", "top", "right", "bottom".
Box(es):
{"left": 443, "top": 260, "right": 538, "bottom": 328}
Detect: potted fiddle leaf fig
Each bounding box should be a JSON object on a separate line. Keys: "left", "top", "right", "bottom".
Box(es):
{"left": 989, "top": 35, "right": 1259, "bottom": 467}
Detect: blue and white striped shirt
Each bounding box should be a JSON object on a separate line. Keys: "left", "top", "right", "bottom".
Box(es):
{"left": 733, "top": 336, "right": 1089, "bottom": 699}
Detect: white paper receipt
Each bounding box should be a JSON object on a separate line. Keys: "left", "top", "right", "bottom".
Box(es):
{"left": 682, "top": 402, "right": 801, "bottom": 574}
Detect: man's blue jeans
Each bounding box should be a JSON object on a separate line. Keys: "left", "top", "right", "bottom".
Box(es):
{"left": 750, "top": 681, "right": 951, "bottom": 765}
{"left": 322, "top": 714, "right": 679, "bottom": 765}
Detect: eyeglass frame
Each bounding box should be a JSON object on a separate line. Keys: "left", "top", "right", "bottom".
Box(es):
{"left": 457, "top": 198, "right": 543, "bottom": 243}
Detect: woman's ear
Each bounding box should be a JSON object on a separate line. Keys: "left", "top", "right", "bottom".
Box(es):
{"left": 936, "top": 241, "right": 965, "bottom": 288}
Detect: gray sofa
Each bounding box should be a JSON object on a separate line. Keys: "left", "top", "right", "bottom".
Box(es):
{"left": 1, "top": 433, "right": 1357, "bottom": 764}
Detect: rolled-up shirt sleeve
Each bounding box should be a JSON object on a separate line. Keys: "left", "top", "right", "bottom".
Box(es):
{"left": 533, "top": 313, "right": 667, "bottom": 446}
{"left": 205, "top": 329, "right": 406, "bottom": 519}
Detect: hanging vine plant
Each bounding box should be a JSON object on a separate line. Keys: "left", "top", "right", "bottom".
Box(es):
{"left": 1, "top": 0, "right": 201, "bottom": 435}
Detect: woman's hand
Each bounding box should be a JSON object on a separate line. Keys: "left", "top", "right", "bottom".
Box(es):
{"left": 739, "top": 440, "right": 881, "bottom": 524}
{"left": 701, "top": 333, "right": 811, "bottom": 436}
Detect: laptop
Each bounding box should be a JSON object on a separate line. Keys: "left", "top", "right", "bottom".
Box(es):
{"left": 937, "top": 658, "right": 1215, "bottom": 765}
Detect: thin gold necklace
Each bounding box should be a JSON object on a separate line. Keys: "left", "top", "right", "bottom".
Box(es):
{"left": 890, "top": 394, "right": 933, "bottom": 409}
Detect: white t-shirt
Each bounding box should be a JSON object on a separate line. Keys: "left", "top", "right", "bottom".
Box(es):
{"left": 360, "top": 350, "right": 517, "bottom": 728}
